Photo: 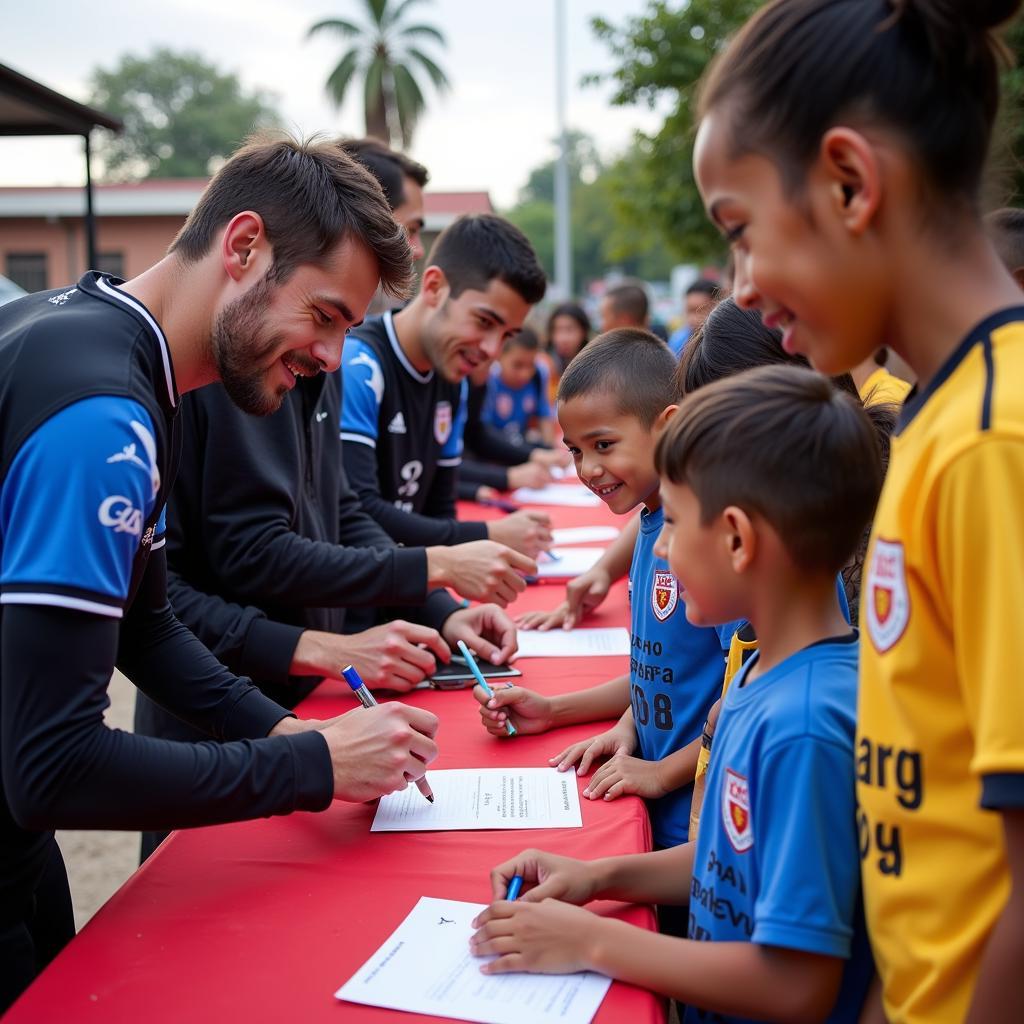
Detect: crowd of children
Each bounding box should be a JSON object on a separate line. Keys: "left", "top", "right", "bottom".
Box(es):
{"left": 466, "top": 1, "right": 1024, "bottom": 1022}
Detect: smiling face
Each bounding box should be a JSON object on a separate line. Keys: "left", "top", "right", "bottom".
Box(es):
{"left": 212, "top": 235, "right": 379, "bottom": 415}
{"left": 693, "top": 111, "right": 887, "bottom": 376}
{"left": 654, "top": 478, "right": 741, "bottom": 628}
{"left": 421, "top": 276, "right": 532, "bottom": 383}
{"left": 558, "top": 391, "right": 662, "bottom": 515}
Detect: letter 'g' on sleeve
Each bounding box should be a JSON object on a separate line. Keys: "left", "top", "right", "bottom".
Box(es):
{"left": 0, "top": 396, "right": 159, "bottom": 619}
{"left": 339, "top": 339, "right": 384, "bottom": 448}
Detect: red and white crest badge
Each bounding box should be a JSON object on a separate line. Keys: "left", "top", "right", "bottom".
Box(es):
{"left": 651, "top": 570, "right": 678, "bottom": 621}
{"left": 433, "top": 401, "right": 453, "bottom": 445}
{"left": 723, "top": 768, "right": 753, "bottom": 852}
{"left": 865, "top": 538, "right": 910, "bottom": 653}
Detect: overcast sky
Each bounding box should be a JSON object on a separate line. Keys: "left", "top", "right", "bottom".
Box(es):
{"left": 3, "top": 0, "right": 670, "bottom": 209}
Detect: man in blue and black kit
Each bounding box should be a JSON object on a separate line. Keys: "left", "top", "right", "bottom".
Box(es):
{"left": 0, "top": 135, "right": 442, "bottom": 1010}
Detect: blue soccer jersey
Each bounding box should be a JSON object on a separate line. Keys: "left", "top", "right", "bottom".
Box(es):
{"left": 628, "top": 506, "right": 736, "bottom": 847}
{"left": 482, "top": 360, "right": 550, "bottom": 438}
{"left": 685, "top": 634, "right": 874, "bottom": 1024}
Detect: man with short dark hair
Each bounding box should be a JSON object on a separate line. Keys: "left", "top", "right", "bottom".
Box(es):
{"left": 668, "top": 278, "right": 720, "bottom": 356}
{"left": 599, "top": 280, "right": 650, "bottom": 333}
{"left": 341, "top": 214, "right": 553, "bottom": 564}
{"left": 0, "top": 133, "right": 440, "bottom": 1008}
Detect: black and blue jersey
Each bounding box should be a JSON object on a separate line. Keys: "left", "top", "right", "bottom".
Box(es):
{"left": 340, "top": 311, "right": 488, "bottom": 547}
{"left": 0, "top": 275, "right": 334, "bottom": 993}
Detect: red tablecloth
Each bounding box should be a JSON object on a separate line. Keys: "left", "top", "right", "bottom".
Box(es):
{"left": 6, "top": 498, "right": 664, "bottom": 1024}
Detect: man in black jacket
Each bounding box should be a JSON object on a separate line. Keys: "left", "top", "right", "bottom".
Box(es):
{"left": 0, "top": 135, "right": 442, "bottom": 1009}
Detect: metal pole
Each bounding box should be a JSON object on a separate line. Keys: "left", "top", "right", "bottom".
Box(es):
{"left": 84, "top": 132, "right": 98, "bottom": 271}
{"left": 553, "top": 0, "right": 573, "bottom": 300}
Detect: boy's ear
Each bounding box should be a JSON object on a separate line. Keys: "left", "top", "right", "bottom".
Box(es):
{"left": 721, "top": 505, "right": 755, "bottom": 575}
{"left": 651, "top": 403, "right": 679, "bottom": 436}
{"left": 221, "top": 211, "right": 270, "bottom": 283}
{"left": 420, "top": 265, "right": 449, "bottom": 308}
{"left": 817, "top": 127, "right": 881, "bottom": 237}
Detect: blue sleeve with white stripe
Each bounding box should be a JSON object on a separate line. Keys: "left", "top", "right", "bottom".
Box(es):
{"left": 439, "top": 378, "right": 468, "bottom": 462}
{"left": 339, "top": 338, "right": 383, "bottom": 447}
{"left": 0, "top": 396, "right": 159, "bottom": 618}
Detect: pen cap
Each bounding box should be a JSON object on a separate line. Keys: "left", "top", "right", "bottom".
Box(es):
{"left": 341, "top": 665, "right": 365, "bottom": 692}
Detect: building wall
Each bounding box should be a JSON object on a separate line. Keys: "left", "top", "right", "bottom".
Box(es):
{"left": 0, "top": 214, "right": 186, "bottom": 289}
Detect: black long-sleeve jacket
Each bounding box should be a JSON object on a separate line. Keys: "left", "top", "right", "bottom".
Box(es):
{"left": 162, "top": 372, "right": 457, "bottom": 708}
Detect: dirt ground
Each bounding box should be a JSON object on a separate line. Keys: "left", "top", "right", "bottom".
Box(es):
{"left": 55, "top": 670, "right": 140, "bottom": 930}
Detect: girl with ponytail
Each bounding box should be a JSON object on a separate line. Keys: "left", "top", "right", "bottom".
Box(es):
{"left": 694, "top": 3, "right": 1024, "bottom": 1022}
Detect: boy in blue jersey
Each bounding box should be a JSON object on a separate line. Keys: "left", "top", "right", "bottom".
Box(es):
{"left": 482, "top": 327, "right": 556, "bottom": 446}
{"left": 471, "top": 365, "right": 881, "bottom": 1023}
{"left": 474, "top": 330, "right": 736, "bottom": 865}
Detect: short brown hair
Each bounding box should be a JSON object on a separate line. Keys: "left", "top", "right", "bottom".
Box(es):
{"left": 655, "top": 364, "right": 883, "bottom": 576}
{"left": 426, "top": 214, "right": 546, "bottom": 305}
{"left": 558, "top": 328, "right": 677, "bottom": 427}
{"left": 170, "top": 131, "right": 413, "bottom": 298}
{"left": 338, "top": 137, "right": 429, "bottom": 209}
{"left": 604, "top": 281, "right": 649, "bottom": 325}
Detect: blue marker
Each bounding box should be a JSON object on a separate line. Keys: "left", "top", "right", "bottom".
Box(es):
{"left": 507, "top": 875, "right": 524, "bottom": 902}
{"left": 341, "top": 665, "right": 434, "bottom": 803}
{"left": 456, "top": 640, "right": 517, "bottom": 737}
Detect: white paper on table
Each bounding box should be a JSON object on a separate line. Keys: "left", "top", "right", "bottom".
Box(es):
{"left": 549, "top": 463, "right": 576, "bottom": 480}
{"left": 551, "top": 525, "right": 620, "bottom": 545}
{"left": 371, "top": 768, "right": 582, "bottom": 832}
{"left": 510, "top": 484, "right": 601, "bottom": 507}
{"left": 535, "top": 547, "right": 605, "bottom": 579}
{"left": 335, "top": 896, "right": 612, "bottom": 1024}
{"left": 515, "top": 627, "right": 631, "bottom": 659}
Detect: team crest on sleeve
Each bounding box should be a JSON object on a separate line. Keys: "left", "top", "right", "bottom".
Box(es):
{"left": 651, "top": 570, "right": 678, "bottom": 621}
{"left": 723, "top": 768, "right": 753, "bottom": 852}
{"left": 434, "top": 401, "right": 453, "bottom": 444}
{"left": 496, "top": 393, "right": 514, "bottom": 421}
{"left": 865, "top": 538, "right": 910, "bottom": 652}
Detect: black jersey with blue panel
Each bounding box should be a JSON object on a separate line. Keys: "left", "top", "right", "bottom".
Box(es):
{"left": 340, "top": 310, "right": 488, "bottom": 547}
{"left": 0, "top": 275, "right": 333, "bottom": 1001}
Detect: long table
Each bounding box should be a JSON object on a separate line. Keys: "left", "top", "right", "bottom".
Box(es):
{"left": 6, "top": 498, "right": 664, "bottom": 1024}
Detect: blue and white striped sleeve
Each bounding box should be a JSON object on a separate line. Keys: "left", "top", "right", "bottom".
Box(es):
{"left": 0, "top": 396, "right": 159, "bottom": 619}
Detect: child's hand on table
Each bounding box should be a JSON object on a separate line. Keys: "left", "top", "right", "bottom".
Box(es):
{"left": 550, "top": 722, "right": 636, "bottom": 776}
{"left": 583, "top": 753, "right": 668, "bottom": 801}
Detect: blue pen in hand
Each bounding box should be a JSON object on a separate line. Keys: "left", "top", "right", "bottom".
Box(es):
{"left": 506, "top": 875, "right": 524, "bottom": 902}
{"left": 457, "top": 640, "right": 517, "bottom": 737}
{"left": 341, "top": 665, "right": 434, "bottom": 803}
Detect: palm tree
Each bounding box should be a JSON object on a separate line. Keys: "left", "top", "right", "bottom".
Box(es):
{"left": 308, "top": 0, "right": 450, "bottom": 149}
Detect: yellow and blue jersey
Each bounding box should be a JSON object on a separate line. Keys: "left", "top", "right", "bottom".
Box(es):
{"left": 857, "top": 309, "right": 1024, "bottom": 1023}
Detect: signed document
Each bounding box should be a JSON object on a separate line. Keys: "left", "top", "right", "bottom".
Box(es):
{"left": 371, "top": 768, "right": 583, "bottom": 832}
{"left": 335, "top": 896, "right": 612, "bottom": 1024}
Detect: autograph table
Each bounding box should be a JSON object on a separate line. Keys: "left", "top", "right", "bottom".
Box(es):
{"left": 6, "top": 499, "right": 664, "bottom": 1024}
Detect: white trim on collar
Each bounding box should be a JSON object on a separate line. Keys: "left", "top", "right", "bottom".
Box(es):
{"left": 383, "top": 310, "right": 432, "bottom": 384}
{"left": 96, "top": 276, "right": 177, "bottom": 408}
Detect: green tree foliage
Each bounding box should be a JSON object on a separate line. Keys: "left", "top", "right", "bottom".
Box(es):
{"left": 587, "top": 0, "right": 760, "bottom": 266}
{"left": 591, "top": 1, "right": 1024, "bottom": 263}
{"left": 505, "top": 132, "right": 677, "bottom": 292}
{"left": 89, "top": 49, "right": 279, "bottom": 181}
{"left": 308, "top": 0, "right": 450, "bottom": 148}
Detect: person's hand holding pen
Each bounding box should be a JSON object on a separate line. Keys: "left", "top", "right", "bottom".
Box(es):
{"left": 313, "top": 667, "right": 438, "bottom": 803}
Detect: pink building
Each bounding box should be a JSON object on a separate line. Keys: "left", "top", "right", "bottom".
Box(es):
{"left": 0, "top": 180, "right": 494, "bottom": 291}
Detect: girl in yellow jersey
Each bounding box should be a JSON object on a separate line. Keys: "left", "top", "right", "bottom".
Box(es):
{"left": 693, "top": 2, "right": 1024, "bottom": 1021}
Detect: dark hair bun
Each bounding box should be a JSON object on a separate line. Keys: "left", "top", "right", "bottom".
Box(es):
{"left": 897, "top": 0, "right": 1021, "bottom": 35}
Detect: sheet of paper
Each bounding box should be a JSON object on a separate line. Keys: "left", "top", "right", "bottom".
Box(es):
{"left": 335, "top": 897, "right": 612, "bottom": 1024}
{"left": 371, "top": 768, "right": 582, "bottom": 832}
{"left": 549, "top": 464, "right": 577, "bottom": 480}
{"left": 536, "top": 547, "right": 606, "bottom": 579}
{"left": 551, "top": 525, "right": 620, "bottom": 545}
{"left": 515, "top": 627, "right": 631, "bottom": 659}
{"left": 510, "top": 484, "right": 601, "bottom": 507}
